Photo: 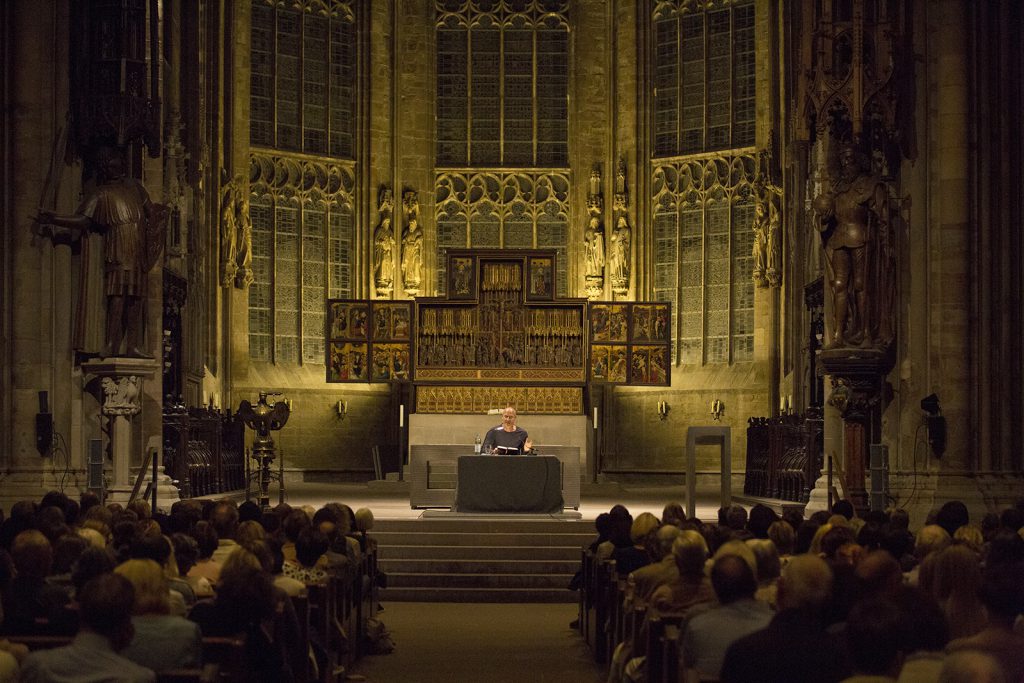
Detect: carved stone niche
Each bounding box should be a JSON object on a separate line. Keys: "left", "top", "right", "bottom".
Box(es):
{"left": 821, "top": 347, "right": 893, "bottom": 512}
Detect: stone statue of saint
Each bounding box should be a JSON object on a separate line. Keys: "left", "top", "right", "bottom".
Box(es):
{"left": 609, "top": 215, "right": 631, "bottom": 287}
{"left": 752, "top": 183, "right": 781, "bottom": 288}
{"left": 219, "top": 175, "right": 253, "bottom": 289}
{"left": 813, "top": 143, "right": 893, "bottom": 348}
{"left": 374, "top": 215, "right": 395, "bottom": 292}
{"left": 219, "top": 180, "right": 239, "bottom": 286}
{"left": 402, "top": 216, "right": 423, "bottom": 291}
{"left": 235, "top": 193, "right": 253, "bottom": 288}
{"left": 35, "top": 146, "right": 167, "bottom": 358}
{"left": 584, "top": 216, "right": 605, "bottom": 279}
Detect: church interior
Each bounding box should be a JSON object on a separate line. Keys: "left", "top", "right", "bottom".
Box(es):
{"left": 3, "top": 1, "right": 1024, "bottom": 682}
{"left": 3, "top": 0, "right": 1022, "bottom": 523}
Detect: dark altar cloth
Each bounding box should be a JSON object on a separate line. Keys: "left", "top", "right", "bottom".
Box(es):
{"left": 453, "top": 455, "right": 563, "bottom": 513}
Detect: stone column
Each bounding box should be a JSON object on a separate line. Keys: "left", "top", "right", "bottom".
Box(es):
{"left": 82, "top": 358, "right": 175, "bottom": 508}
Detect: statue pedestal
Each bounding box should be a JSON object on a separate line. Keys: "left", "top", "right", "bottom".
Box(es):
{"left": 82, "top": 357, "right": 161, "bottom": 501}
{"left": 820, "top": 347, "right": 893, "bottom": 513}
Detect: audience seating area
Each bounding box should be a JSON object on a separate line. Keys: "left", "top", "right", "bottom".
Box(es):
{"left": 575, "top": 499, "right": 1024, "bottom": 683}
{"left": 0, "top": 492, "right": 384, "bottom": 683}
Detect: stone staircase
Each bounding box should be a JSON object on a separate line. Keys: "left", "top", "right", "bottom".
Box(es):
{"left": 376, "top": 517, "right": 593, "bottom": 603}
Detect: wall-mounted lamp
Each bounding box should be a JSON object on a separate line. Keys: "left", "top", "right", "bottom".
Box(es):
{"left": 711, "top": 399, "right": 724, "bottom": 421}
{"left": 921, "top": 393, "right": 945, "bottom": 456}
{"left": 657, "top": 401, "right": 670, "bottom": 420}
{"left": 336, "top": 399, "right": 348, "bottom": 419}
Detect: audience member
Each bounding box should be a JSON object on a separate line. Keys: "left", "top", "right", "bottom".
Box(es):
{"left": 649, "top": 530, "right": 715, "bottom": 615}
{"left": 20, "top": 573, "right": 155, "bottom": 683}
{"left": 612, "top": 512, "right": 659, "bottom": 576}
{"left": 721, "top": 554, "right": 848, "bottom": 683}
{"left": 0, "top": 529, "right": 72, "bottom": 635}
{"left": 209, "top": 502, "right": 240, "bottom": 564}
{"left": 945, "top": 561, "right": 1024, "bottom": 682}
{"left": 625, "top": 524, "right": 681, "bottom": 610}
{"left": 681, "top": 553, "right": 772, "bottom": 681}
{"left": 843, "top": 598, "right": 903, "bottom": 682}
{"left": 115, "top": 559, "right": 202, "bottom": 672}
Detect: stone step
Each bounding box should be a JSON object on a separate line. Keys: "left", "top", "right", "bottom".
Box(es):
{"left": 374, "top": 517, "right": 586, "bottom": 603}
{"left": 379, "top": 544, "right": 582, "bottom": 561}
{"left": 375, "top": 518, "right": 592, "bottom": 534}
{"left": 378, "top": 558, "right": 579, "bottom": 574}
{"left": 374, "top": 530, "right": 592, "bottom": 547}
{"left": 387, "top": 571, "right": 571, "bottom": 589}
{"left": 380, "top": 587, "right": 577, "bottom": 603}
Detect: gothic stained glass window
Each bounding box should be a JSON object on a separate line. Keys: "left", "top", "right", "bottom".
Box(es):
{"left": 247, "top": 155, "right": 356, "bottom": 365}
{"left": 435, "top": 1, "right": 569, "bottom": 168}
{"left": 250, "top": 0, "right": 356, "bottom": 158}
{"left": 248, "top": 1, "right": 357, "bottom": 365}
{"left": 652, "top": 0, "right": 756, "bottom": 157}
{"left": 651, "top": 156, "right": 757, "bottom": 365}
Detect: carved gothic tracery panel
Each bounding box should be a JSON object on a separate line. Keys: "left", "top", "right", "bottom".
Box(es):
{"left": 435, "top": 171, "right": 570, "bottom": 297}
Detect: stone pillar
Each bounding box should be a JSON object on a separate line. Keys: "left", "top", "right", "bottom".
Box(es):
{"left": 82, "top": 358, "right": 169, "bottom": 506}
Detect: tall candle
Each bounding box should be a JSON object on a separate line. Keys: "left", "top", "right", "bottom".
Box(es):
{"left": 593, "top": 406, "right": 598, "bottom": 430}
{"left": 399, "top": 404, "right": 404, "bottom": 427}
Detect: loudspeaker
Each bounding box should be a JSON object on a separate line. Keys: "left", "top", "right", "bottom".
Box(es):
{"left": 869, "top": 444, "right": 888, "bottom": 512}
{"left": 35, "top": 414, "right": 53, "bottom": 454}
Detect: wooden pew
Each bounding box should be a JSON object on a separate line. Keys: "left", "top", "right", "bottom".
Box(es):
{"left": 643, "top": 614, "right": 685, "bottom": 683}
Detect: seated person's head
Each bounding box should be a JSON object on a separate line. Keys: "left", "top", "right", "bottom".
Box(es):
{"left": 354, "top": 508, "right": 374, "bottom": 533}
{"left": 191, "top": 521, "right": 218, "bottom": 560}
{"left": 283, "top": 509, "right": 311, "bottom": 543}
{"left": 238, "top": 500, "right": 262, "bottom": 523}
{"left": 978, "top": 561, "right": 1024, "bottom": 627}
{"left": 661, "top": 502, "right": 686, "bottom": 528}
{"left": 649, "top": 525, "right": 682, "bottom": 561}
{"left": 767, "top": 520, "right": 795, "bottom": 556}
{"left": 725, "top": 504, "right": 748, "bottom": 531}
{"left": 915, "top": 524, "right": 952, "bottom": 560}
{"left": 710, "top": 553, "right": 758, "bottom": 605}
{"left": 236, "top": 520, "right": 266, "bottom": 546}
{"left": 776, "top": 554, "right": 832, "bottom": 612}
{"left": 217, "top": 548, "right": 274, "bottom": 621}
{"left": 210, "top": 502, "right": 239, "bottom": 541}
{"left": 129, "top": 531, "right": 172, "bottom": 567}
{"left": 939, "top": 651, "right": 1007, "bottom": 683}
{"left": 296, "top": 527, "right": 329, "bottom": 569}
{"left": 845, "top": 598, "right": 902, "bottom": 677}
{"left": 12, "top": 529, "right": 53, "bottom": 578}
{"left": 52, "top": 534, "right": 89, "bottom": 576}
{"left": 746, "top": 539, "right": 781, "bottom": 582}
{"left": 170, "top": 533, "right": 199, "bottom": 576}
{"left": 747, "top": 504, "right": 778, "bottom": 539}
{"left": 115, "top": 558, "right": 170, "bottom": 616}
{"left": 71, "top": 546, "right": 116, "bottom": 593}
{"left": 630, "top": 512, "right": 660, "bottom": 546}
{"left": 78, "top": 572, "right": 137, "bottom": 651}
{"left": 672, "top": 530, "right": 709, "bottom": 579}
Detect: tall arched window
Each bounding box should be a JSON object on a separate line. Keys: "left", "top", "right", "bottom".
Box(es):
{"left": 248, "top": 0, "right": 358, "bottom": 364}
{"left": 434, "top": 0, "right": 570, "bottom": 295}
{"left": 651, "top": 0, "right": 757, "bottom": 365}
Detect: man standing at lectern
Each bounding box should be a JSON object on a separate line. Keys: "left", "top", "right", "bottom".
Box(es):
{"left": 482, "top": 406, "right": 531, "bottom": 454}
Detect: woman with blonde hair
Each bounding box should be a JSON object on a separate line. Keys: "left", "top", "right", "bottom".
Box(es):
{"left": 114, "top": 558, "right": 202, "bottom": 672}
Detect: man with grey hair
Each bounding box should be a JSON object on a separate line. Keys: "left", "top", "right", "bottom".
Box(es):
{"left": 719, "top": 554, "right": 849, "bottom": 682}
{"left": 625, "top": 524, "right": 682, "bottom": 610}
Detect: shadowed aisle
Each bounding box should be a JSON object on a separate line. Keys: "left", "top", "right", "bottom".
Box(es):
{"left": 350, "top": 601, "right": 604, "bottom": 683}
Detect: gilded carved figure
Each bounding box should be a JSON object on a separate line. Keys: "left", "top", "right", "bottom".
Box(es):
{"left": 402, "top": 217, "right": 423, "bottom": 291}
{"left": 609, "top": 215, "right": 631, "bottom": 287}
{"left": 35, "top": 146, "right": 168, "bottom": 358}
{"left": 373, "top": 188, "right": 395, "bottom": 296}
{"left": 752, "top": 181, "right": 782, "bottom": 288}
{"left": 584, "top": 216, "right": 605, "bottom": 279}
{"left": 813, "top": 143, "right": 894, "bottom": 349}
{"left": 218, "top": 174, "right": 253, "bottom": 288}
